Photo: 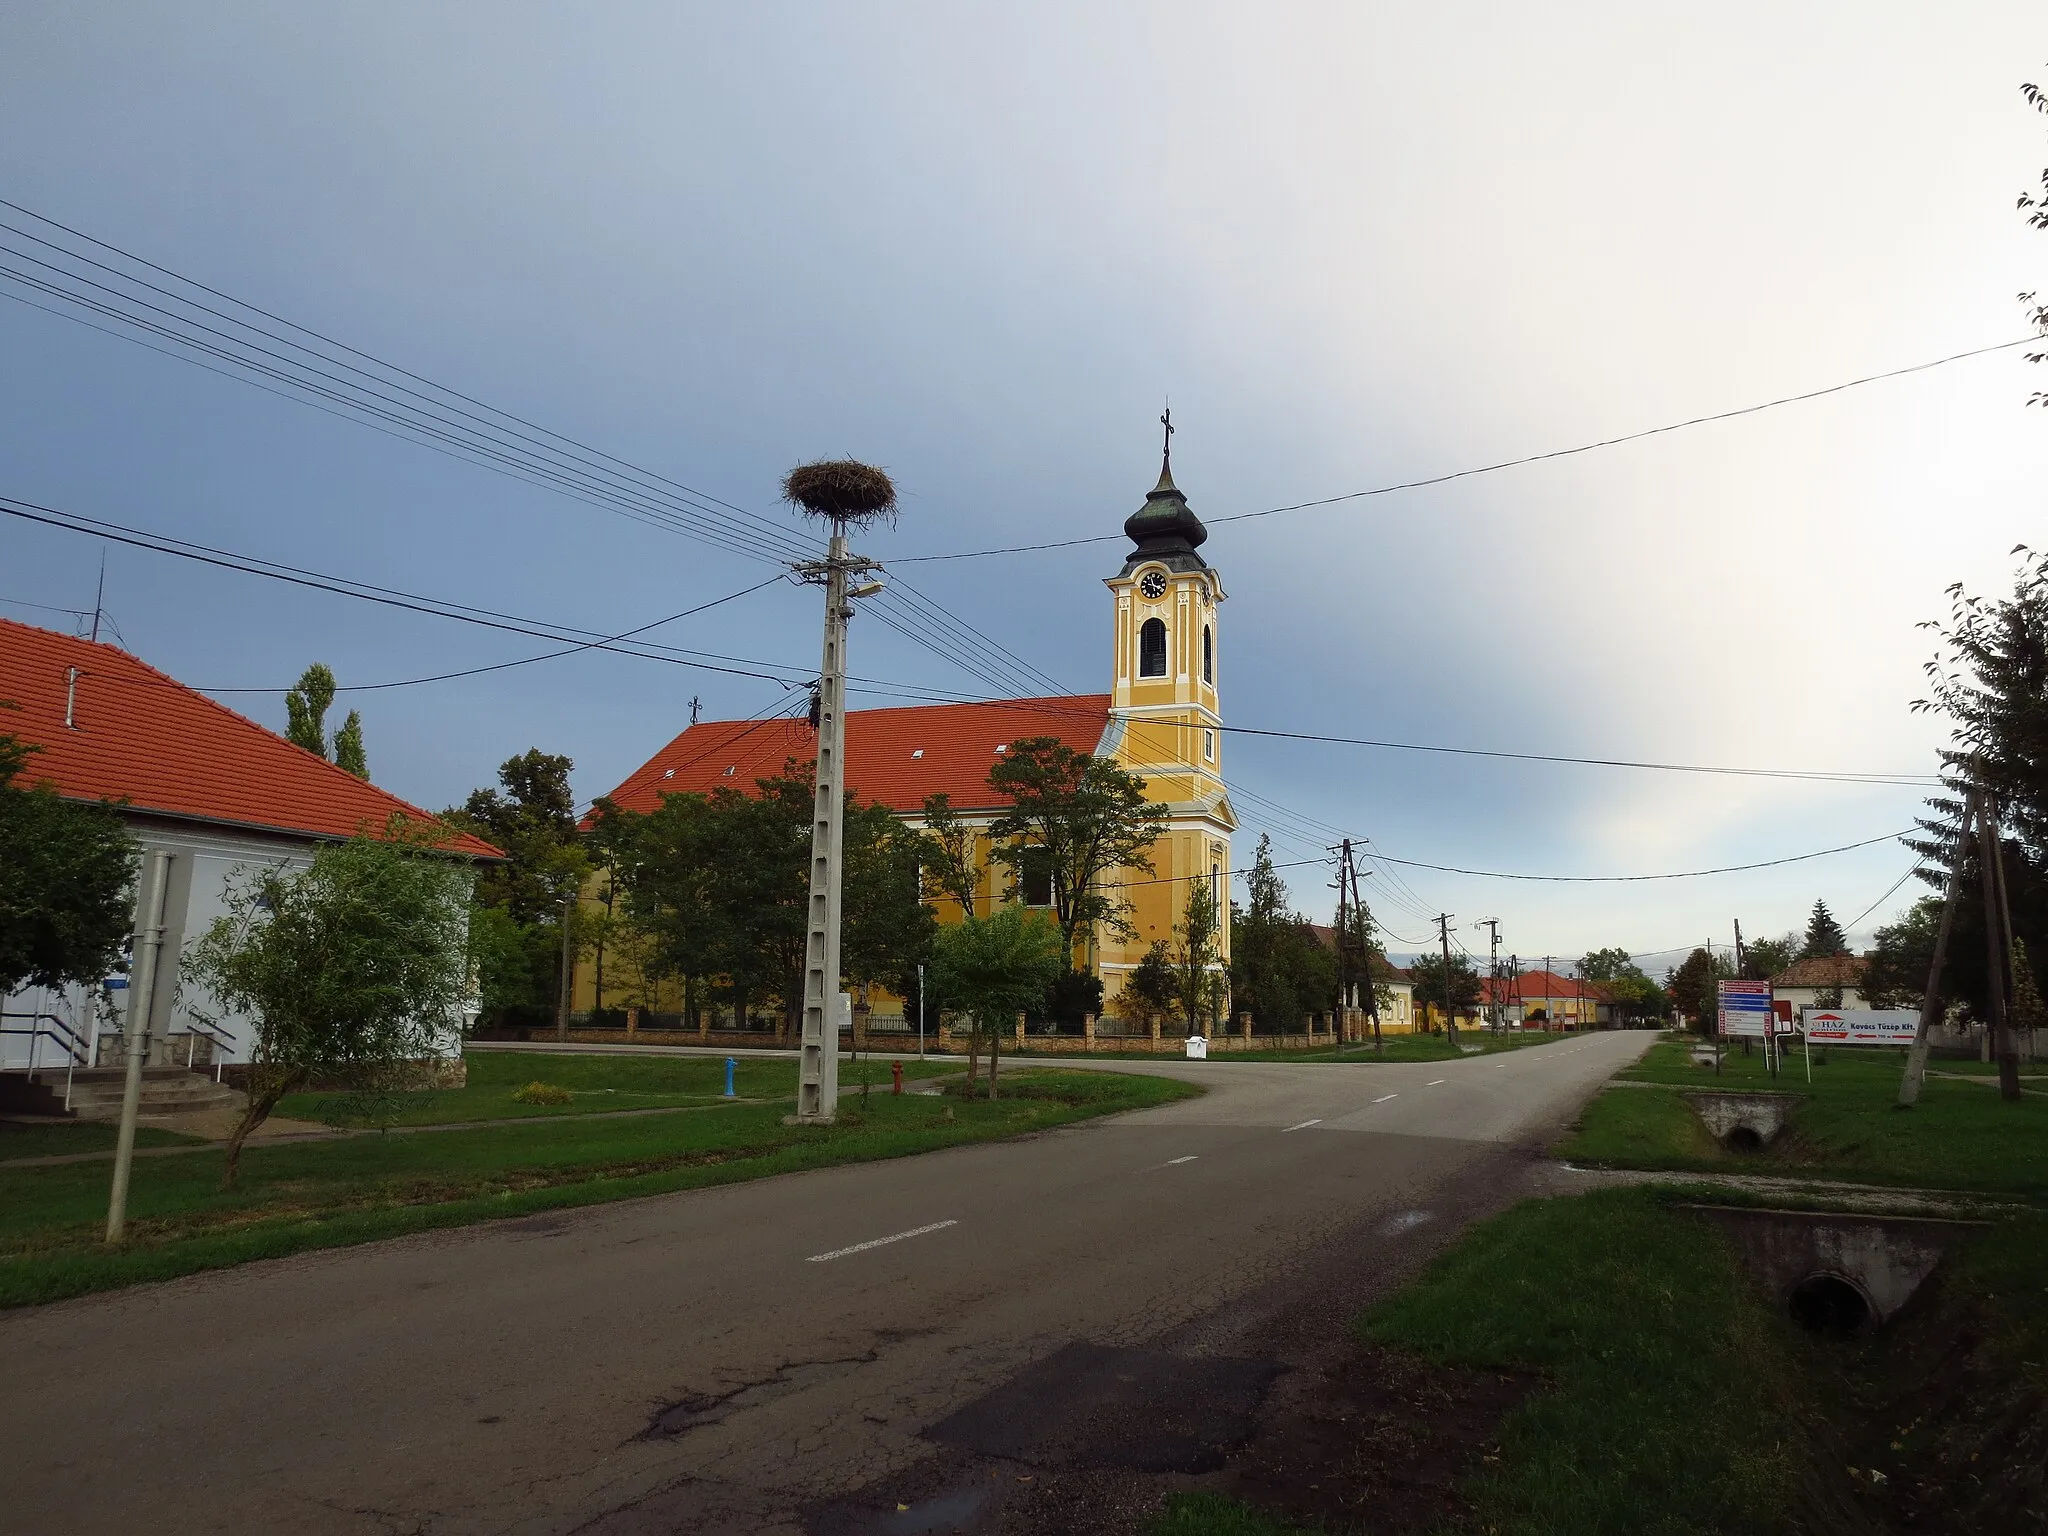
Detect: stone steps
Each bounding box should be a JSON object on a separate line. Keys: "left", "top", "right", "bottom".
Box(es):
{"left": 1, "top": 1067, "right": 245, "bottom": 1121}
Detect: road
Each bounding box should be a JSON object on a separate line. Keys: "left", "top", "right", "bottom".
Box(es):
{"left": 0, "top": 1031, "right": 1649, "bottom": 1535}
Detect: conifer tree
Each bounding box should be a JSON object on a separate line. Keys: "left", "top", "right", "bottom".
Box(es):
{"left": 1801, "top": 900, "right": 1848, "bottom": 959}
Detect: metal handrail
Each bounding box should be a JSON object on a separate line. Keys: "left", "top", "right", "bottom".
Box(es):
{"left": 1, "top": 1013, "right": 92, "bottom": 1110}
{"left": 171, "top": 1016, "right": 237, "bottom": 1081}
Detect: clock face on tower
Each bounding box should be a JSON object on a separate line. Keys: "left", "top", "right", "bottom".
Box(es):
{"left": 1138, "top": 570, "right": 1168, "bottom": 600}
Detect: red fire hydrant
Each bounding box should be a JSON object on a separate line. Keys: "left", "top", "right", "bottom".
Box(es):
{"left": 891, "top": 1059, "right": 904, "bottom": 1096}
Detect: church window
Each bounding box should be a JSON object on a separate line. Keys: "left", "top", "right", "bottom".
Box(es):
{"left": 1202, "top": 626, "right": 1213, "bottom": 683}
{"left": 1139, "top": 617, "right": 1167, "bottom": 678}
{"left": 1018, "top": 847, "right": 1054, "bottom": 907}
{"left": 1203, "top": 729, "right": 1215, "bottom": 761}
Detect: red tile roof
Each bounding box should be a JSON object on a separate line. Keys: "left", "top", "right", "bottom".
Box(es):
{"left": 0, "top": 618, "right": 498, "bottom": 857}
{"left": 1771, "top": 954, "right": 1868, "bottom": 988}
{"left": 594, "top": 695, "right": 1113, "bottom": 822}
{"left": 1480, "top": 970, "right": 1615, "bottom": 1004}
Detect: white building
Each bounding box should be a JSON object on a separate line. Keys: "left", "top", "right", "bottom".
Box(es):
{"left": 1, "top": 619, "right": 497, "bottom": 1084}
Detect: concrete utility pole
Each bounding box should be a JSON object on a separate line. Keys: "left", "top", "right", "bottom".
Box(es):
{"left": 1334, "top": 840, "right": 1351, "bottom": 1039}
{"left": 1543, "top": 955, "right": 1553, "bottom": 1030}
{"left": 1977, "top": 794, "right": 2022, "bottom": 1101}
{"left": 1898, "top": 792, "right": 1976, "bottom": 1105}
{"left": 1479, "top": 919, "right": 1501, "bottom": 1030}
{"left": 106, "top": 849, "right": 171, "bottom": 1245}
{"left": 555, "top": 891, "right": 575, "bottom": 1042}
{"left": 1347, "top": 852, "right": 1381, "bottom": 1048}
{"left": 785, "top": 460, "right": 893, "bottom": 1126}
{"left": 1436, "top": 914, "right": 1458, "bottom": 1045}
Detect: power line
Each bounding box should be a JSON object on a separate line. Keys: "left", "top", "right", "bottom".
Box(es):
{"left": 1367, "top": 829, "right": 1910, "bottom": 882}
{"left": 889, "top": 334, "right": 2042, "bottom": 563}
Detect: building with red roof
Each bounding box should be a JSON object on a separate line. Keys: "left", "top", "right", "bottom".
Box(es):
{"left": 2, "top": 618, "right": 496, "bottom": 1072}
{"left": 573, "top": 453, "right": 1240, "bottom": 1025}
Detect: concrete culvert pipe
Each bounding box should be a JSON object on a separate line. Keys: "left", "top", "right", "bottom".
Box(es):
{"left": 1788, "top": 1273, "right": 1873, "bottom": 1334}
{"left": 1722, "top": 1126, "right": 1765, "bottom": 1153}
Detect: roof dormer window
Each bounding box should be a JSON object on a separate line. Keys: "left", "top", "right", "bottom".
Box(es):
{"left": 911, "top": 748, "right": 924, "bottom": 758}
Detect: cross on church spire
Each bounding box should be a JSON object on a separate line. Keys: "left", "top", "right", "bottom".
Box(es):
{"left": 1159, "top": 405, "right": 1174, "bottom": 475}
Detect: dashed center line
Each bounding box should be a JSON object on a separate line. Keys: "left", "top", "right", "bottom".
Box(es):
{"left": 1426, "top": 1079, "right": 1447, "bottom": 1086}
{"left": 1281, "top": 1119, "right": 1322, "bottom": 1133}
{"left": 806, "top": 1219, "right": 957, "bottom": 1263}
{"left": 1165, "top": 1155, "right": 1200, "bottom": 1165}
{"left": 1371, "top": 1093, "right": 1399, "bottom": 1104}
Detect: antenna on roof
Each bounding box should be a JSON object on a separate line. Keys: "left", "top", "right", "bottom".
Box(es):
{"left": 90, "top": 549, "right": 106, "bottom": 644}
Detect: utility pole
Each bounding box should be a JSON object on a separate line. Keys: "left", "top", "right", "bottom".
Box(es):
{"left": 1977, "top": 793, "right": 2022, "bottom": 1101}
{"left": 1900, "top": 794, "right": 1976, "bottom": 1105}
{"left": 1507, "top": 954, "right": 1520, "bottom": 1027}
{"left": 1347, "top": 851, "right": 1381, "bottom": 1048}
{"left": 1436, "top": 914, "right": 1459, "bottom": 1045}
{"left": 1543, "top": 955, "right": 1553, "bottom": 1031}
{"left": 1479, "top": 919, "right": 1501, "bottom": 1030}
{"left": 1334, "top": 840, "right": 1351, "bottom": 1042}
{"left": 786, "top": 462, "right": 892, "bottom": 1125}
{"left": 106, "top": 849, "right": 171, "bottom": 1245}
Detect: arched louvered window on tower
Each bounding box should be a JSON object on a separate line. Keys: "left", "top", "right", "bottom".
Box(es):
{"left": 1139, "top": 617, "right": 1168, "bottom": 678}
{"left": 1202, "top": 625, "right": 1213, "bottom": 684}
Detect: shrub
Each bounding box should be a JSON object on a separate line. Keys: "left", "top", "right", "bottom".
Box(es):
{"left": 512, "top": 1080, "right": 572, "bottom": 1106}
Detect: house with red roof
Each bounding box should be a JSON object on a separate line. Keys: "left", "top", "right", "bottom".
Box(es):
{"left": 572, "top": 453, "right": 1239, "bottom": 1027}
{"left": 1479, "top": 969, "right": 1616, "bottom": 1029}
{"left": 1, "top": 618, "right": 497, "bottom": 1079}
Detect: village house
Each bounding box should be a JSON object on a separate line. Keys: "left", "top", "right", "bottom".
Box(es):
{"left": 573, "top": 451, "right": 1238, "bottom": 1030}
{"left": 0, "top": 618, "right": 497, "bottom": 1112}
{"left": 1770, "top": 953, "right": 1870, "bottom": 1016}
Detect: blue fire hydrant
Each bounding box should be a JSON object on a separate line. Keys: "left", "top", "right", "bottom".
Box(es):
{"left": 723, "top": 1056, "right": 737, "bottom": 1098}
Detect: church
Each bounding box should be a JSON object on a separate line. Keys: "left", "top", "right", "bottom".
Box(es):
{"left": 573, "top": 443, "right": 1237, "bottom": 1025}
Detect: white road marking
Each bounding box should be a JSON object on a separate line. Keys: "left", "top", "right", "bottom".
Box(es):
{"left": 1379, "top": 1209, "right": 1435, "bottom": 1235}
{"left": 1426, "top": 1079, "right": 1447, "bottom": 1086}
{"left": 806, "top": 1220, "right": 957, "bottom": 1263}
{"left": 1371, "top": 1093, "right": 1399, "bottom": 1104}
{"left": 1165, "top": 1155, "right": 1200, "bottom": 1165}
{"left": 1281, "top": 1119, "right": 1322, "bottom": 1132}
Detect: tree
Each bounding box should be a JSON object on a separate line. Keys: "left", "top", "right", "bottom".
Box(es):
{"left": 284, "top": 664, "right": 335, "bottom": 758}
{"left": 1864, "top": 897, "right": 1944, "bottom": 1011}
{"left": 1115, "top": 941, "right": 1177, "bottom": 1033}
{"left": 1228, "top": 836, "right": 1342, "bottom": 1031}
{"left": 1800, "top": 900, "right": 1849, "bottom": 960}
{"left": 986, "top": 737, "right": 1166, "bottom": 969}
{"left": 332, "top": 710, "right": 368, "bottom": 780}
{"left": 445, "top": 750, "right": 590, "bottom": 1025}
{"left": 1666, "top": 947, "right": 1734, "bottom": 1036}
{"left": 916, "top": 792, "right": 983, "bottom": 915}
{"left": 928, "top": 905, "right": 1062, "bottom": 1098}
{"left": 0, "top": 733, "right": 139, "bottom": 995}
{"left": 842, "top": 803, "right": 938, "bottom": 1057}
{"left": 1578, "top": 948, "right": 1667, "bottom": 1022}
{"left": 1411, "top": 951, "right": 1481, "bottom": 1028}
{"left": 1166, "top": 880, "right": 1228, "bottom": 1036}
{"left": 1905, "top": 547, "right": 2048, "bottom": 1026}
{"left": 1742, "top": 932, "right": 1800, "bottom": 981}
{"left": 2020, "top": 70, "right": 2047, "bottom": 405}
{"left": 182, "top": 822, "right": 473, "bottom": 1184}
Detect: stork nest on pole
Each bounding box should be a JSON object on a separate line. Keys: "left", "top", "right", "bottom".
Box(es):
{"left": 781, "top": 459, "right": 898, "bottom": 526}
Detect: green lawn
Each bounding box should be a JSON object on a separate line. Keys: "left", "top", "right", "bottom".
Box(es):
{"left": 0, "top": 1120, "right": 201, "bottom": 1163}
{"left": 276, "top": 1049, "right": 956, "bottom": 1127}
{"left": 0, "top": 1068, "right": 1194, "bottom": 1308}
{"left": 1559, "top": 1039, "right": 2048, "bottom": 1195}
{"left": 1156, "top": 1188, "right": 1814, "bottom": 1536}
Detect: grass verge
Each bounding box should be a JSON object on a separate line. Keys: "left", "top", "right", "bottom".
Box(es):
{"left": 0, "top": 1068, "right": 1193, "bottom": 1309}
{"left": 0, "top": 1120, "right": 202, "bottom": 1162}
{"left": 1001, "top": 1031, "right": 1570, "bottom": 1066}
{"left": 276, "top": 1049, "right": 955, "bottom": 1127}
{"left": 1559, "top": 1039, "right": 2048, "bottom": 1195}
{"left": 1159, "top": 1187, "right": 1814, "bottom": 1536}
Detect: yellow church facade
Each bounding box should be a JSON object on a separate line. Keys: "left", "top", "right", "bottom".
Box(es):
{"left": 573, "top": 445, "right": 1236, "bottom": 1026}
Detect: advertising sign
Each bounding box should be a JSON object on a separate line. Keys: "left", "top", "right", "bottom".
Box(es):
{"left": 1802, "top": 1009, "right": 1919, "bottom": 1046}
{"left": 1717, "top": 979, "right": 1776, "bottom": 1038}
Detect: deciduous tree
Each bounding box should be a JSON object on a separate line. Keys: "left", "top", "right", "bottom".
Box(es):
{"left": 986, "top": 737, "right": 1166, "bottom": 970}
{"left": 183, "top": 822, "right": 473, "bottom": 1184}
{"left": 929, "top": 905, "right": 1062, "bottom": 1098}
{"left": 0, "top": 732, "right": 138, "bottom": 995}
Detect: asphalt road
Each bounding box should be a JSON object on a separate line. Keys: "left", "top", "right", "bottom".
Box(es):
{"left": 0, "top": 1031, "right": 1649, "bottom": 1535}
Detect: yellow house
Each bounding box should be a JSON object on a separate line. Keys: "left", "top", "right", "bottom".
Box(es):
{"left": 572, "top": 446, "right": 1237, "bottom": 1024}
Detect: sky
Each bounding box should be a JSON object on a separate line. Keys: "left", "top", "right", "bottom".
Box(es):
{"left": 2, "top": 3, "right": 2042, "bottom": 973}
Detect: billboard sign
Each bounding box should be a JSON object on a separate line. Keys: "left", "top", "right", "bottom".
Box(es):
{"left": 1717, "top": 979, "right": 1776, "bottom": 1038}
{"left": 1802, "top": 1009, "right": 1919, "bottom": 1046}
